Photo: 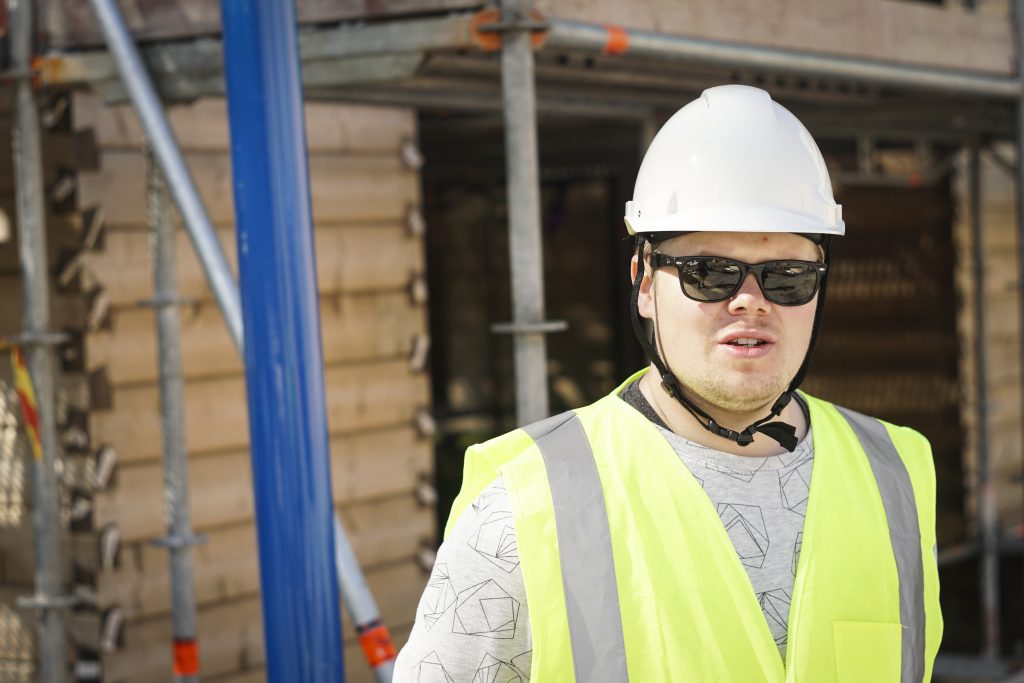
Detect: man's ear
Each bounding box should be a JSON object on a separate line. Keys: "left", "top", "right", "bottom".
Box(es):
{"left": 630, "top": 253, "right": 656, "bottom": 320}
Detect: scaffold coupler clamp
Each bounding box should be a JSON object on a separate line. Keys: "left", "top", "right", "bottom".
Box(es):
{"left": 2, "top": 331, "right": 71, "bottom": 348}
{"left": 16, "top": 592, "right": 78, "bottom": 611}
{"left": 491, "top": 320, "right": 569, "bottom": 335}
{"left": 136, "top": 294, "right": 198, "bottom": 309}
{"left": 470, "top": 8, "right": 551, "bottom": 51}
{"left": 149, "top": 532, "right": 208, "bottom": 550}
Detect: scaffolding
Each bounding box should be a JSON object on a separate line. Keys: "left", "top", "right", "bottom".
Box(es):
{"left": 7, "top": 0, "right": 1024, "bottom": 680}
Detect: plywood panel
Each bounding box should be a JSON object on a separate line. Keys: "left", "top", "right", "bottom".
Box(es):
{"left": 74, "top": 94, "right": 415, "bottom": 154}
{"left": 90, "top": 359, "right": 429, "bottom": 462}
{"left": 77, "top": 151, "right": 417, "bottom": 226}
{"left": 82, "top": 224, "right": 422, "bottom": 308}
{"left": 93, "top": 427, "right": 431, "bottom": 541}
{"left": 88, "top": 291, "right": 426, "bottom": 384}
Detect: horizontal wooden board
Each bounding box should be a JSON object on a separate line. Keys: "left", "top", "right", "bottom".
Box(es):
{"left": 77, "top": 150, "right": 418, "bottom": 226}
{"left": 0, "top": 278, "right": 86, "bottom": 335}
{"left": 48, "top": 0, "right": 478, "bottom": 47}
{"left": 101, "top": 559, "right": 426, "bottom": 682}
{"left": 534, "top": 0, "right": 1013, "bottom": 73}
{"left": 74, "top": 94, "right": 415, "bottom": 154}
{"left": 203, "top": 623, "right": 414, "bottom": 683}
{"left": 94, "top": 426, "right": 431, "bottom": 541}
{"left": 88, "top": 290, "right": 426, "bottom": 384}
{"left": 81, "top": 223, "right": 422, "bottom": 307}
{"left": 90, "top": 359, "right": 430, "bottom": 462}
{"left": 97, "top": 492, "right": 433, "bottom": 620}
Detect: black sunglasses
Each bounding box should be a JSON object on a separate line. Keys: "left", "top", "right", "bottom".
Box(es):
{"left": 649, "top": 254, "right": 827, "bottom": 306}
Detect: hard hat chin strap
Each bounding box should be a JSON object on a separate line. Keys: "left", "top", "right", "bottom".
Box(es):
{"left": 630, "top": 234, "right": 800, "bottom": 452}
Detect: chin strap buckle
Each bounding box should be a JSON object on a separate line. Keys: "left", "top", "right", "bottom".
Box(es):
{"left": 706, "top": 419, "right": 755, "bottom": 446}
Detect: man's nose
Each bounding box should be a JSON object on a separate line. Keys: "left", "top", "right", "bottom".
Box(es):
{"left": 727, "top": 273, "right": 770, "bottom": 314}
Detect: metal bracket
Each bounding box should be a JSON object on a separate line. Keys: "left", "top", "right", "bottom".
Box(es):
{"left": 3, "top": 332, "right": 71, "bottom": 347}
{"left": 136, "top": 294, "right": 198, "bottom": 308}
{"left": 149, "top": 532, "right": 208, "bottom": 550}
{"left": 16, "top": 592, "right": 78, "bottom": 610}
{"left": 491, "top": 320, "right": 568, "bottom": 335}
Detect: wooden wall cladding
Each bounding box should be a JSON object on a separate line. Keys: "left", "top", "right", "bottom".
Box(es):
{"left": 534, "top": 0, "right": 1014, "bottom": 74}
{"left": 70, "top": 93, "right": 432, "bottom": 683}
{"left": 952, "top": 145, "right": 1023, "bottom": 536}
{"left": 44, "top": 0, "right": 482, "bottom": 48}
{"left": 804, "top": 177, "right": 968, "bottom": 545}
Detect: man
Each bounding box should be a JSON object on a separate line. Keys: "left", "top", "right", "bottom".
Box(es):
{"left": 394, "top": 84, "right": 942, "bottom": 681}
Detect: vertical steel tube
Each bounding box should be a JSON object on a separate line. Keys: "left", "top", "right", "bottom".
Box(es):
{"left": 147, "top": 151, "right": 200, "bottom": 682}
{"left": 1015, "top": 0, "right": 1024, "bottom": 663}
{"left": 10, "top": 0, "right": 68, "bottom": 680}
{"left": 497, "top": 0, "right": 548, "bottom": 428}
{"left": 500, "top": 0, "right": 551, "bottom": 425}
{"left": 333, "top": 518, "right": 396, "bottom": 682}
{"left": 970, "top": 146, "right": 1000, "bottom": 660}
{"left": 86, "top": 0, "right": 243, "bottom": 351}
{"left": 220, "top": 1, "right": 345, "bottom": 680}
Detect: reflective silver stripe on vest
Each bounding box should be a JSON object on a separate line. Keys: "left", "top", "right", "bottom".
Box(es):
{"left": 835, "top": 406, "right": 925, "bottom": 683}
{"left": 528, "top": 407, "right": 925, "bottom": 683}
{"left": 525, "top": 411, "right": 629, "bottom": 683}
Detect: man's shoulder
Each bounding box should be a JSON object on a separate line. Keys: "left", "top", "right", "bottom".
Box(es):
{"left": 803, "top": 392, "right": 935, "bottom": 484}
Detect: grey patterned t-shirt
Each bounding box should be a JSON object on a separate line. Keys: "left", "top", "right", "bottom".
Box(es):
{"left": 394, "top": 393, "right": 813, "bottom": 680}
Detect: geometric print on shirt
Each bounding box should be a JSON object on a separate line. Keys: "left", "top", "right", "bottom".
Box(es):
{"left": 394, "top": 422, "right": 815, "bottom": 679}
{"left": 392, "top": 478, "right": 533, "bottom": 682}
{"left": 658, "top": 424, "right": 815, "bottom": 658}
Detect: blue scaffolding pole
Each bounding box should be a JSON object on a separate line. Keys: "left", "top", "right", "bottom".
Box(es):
{"left": 220, "top": 1, "right": 345, "bottom": 680}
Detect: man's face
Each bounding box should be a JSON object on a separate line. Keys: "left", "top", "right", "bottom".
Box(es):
{"left": 634, "top": 231, "right": 821, "bottom": 413}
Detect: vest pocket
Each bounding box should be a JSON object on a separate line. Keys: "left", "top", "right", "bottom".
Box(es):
{"left": 832, "top": 621, "right": 901, "bottom": 682}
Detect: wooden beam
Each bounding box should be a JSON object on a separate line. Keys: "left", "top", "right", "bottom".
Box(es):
{"left": 96, "top": 492, "right": 433, "bottom": 620}
{"left": 81, "top": 223, "right": 424, "bottom": 308}
{"left": 89, "top": 359, "right": 430, "bottom": 463}
{"left": 88, "top": 291, "right": 427, "bottom": 384}
{"left": 101, "top": 559, "right": 426, "bottom": 681}
{"left": 93, "top": 426, "right": 431, "bottom": 542}
{"left": 77, "top": 150, "right": 418, "bottom": 226}
{"left": 74, "top": 94, "right": 415, "bottom": 155}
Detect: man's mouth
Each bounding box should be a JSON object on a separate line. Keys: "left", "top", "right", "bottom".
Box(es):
{"left": 726, "top": 337, "right": 769, "bottom": 348}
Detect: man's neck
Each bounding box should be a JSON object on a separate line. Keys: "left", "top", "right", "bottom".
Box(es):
{"left": 636, "top": 367, "right": 808, "bottom": 457}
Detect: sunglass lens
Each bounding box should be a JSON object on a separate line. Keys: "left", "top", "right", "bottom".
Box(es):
{"left": 680, "top": 258, "right": 743, "bottom": 302}
{"left": 761, "top": 263, "right": 819, "bottom": 305}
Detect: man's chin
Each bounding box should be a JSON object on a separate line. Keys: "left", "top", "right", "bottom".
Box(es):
{"left": 699, "top": 377, "right": 789, "bottom": 414}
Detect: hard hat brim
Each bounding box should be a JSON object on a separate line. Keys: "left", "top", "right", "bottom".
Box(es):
{"left": 624, "top": 203, "right": 845, "bottom": 237}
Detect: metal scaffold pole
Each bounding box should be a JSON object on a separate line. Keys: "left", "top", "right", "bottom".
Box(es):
{"left": 145, "top": 150, "right": 201, "bottom": 682}
{"left": 9, "top": 0, "right": 70, "bottom": 680}
{"left": 219, "top": 0, "right": 345, "bottom": 679}
{"left": 495, "top": 0, "right": 561, "bottom": 426}
{"left": 1015, "top": 0, "right": 1024, "bottom": 667}
{"left": 969, "top": 145, "right": 1001, "bottom": 662}
{"left": 86, "top": 0, "right": 243, "bottom": 352}
{"left": 85, "top": 0, "right": 397, "bottom": 677}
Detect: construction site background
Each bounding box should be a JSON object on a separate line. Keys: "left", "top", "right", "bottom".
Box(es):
{"left": 0, "top": 0, "right": 1022, "bottom": 681}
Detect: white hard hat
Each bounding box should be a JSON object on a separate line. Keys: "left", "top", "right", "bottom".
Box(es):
{"left": 625, "top": 85, "right": 844, "bottom": 237}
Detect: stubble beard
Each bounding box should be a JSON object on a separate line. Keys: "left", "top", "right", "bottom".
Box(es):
{"left": 682, "top": 365, "right": 790, "bottom": 415}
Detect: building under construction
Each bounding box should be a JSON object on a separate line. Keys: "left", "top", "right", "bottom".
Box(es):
{"left": 0, "top": 0, "right": 1022, "bottom": 681}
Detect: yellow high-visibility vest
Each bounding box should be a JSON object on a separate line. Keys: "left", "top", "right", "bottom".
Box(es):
{"left": 447, "top": 370, "right": 942, "bottom": 682}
